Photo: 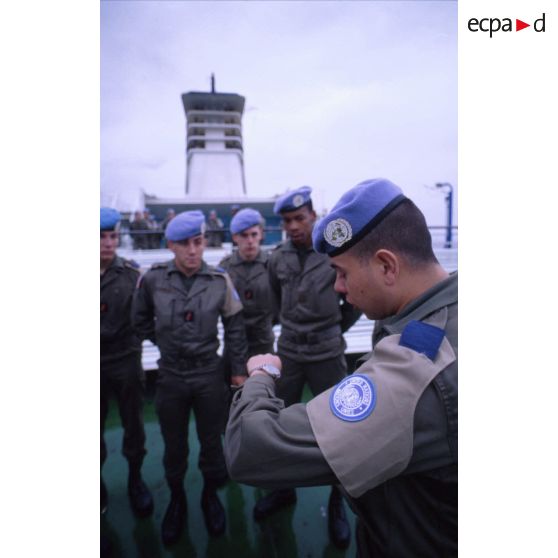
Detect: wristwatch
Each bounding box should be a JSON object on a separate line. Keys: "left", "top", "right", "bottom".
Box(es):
{"left": 249, "top": 363, "right": 281, "bottom": 381}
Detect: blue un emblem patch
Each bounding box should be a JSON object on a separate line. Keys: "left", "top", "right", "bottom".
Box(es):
{"left": 329, "top": 374, "right": 377, "bottom": 422}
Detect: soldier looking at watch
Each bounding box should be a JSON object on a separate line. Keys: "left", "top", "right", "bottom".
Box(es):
{"left": 225, "top": 178, "right": 458, "bottom": 557}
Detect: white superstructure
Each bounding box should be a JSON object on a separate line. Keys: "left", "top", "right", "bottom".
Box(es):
{"left": 182, "top": 76, "right": 247, "bottom": 198}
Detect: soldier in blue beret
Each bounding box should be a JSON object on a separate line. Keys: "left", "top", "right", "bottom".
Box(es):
{"left": 220, "top": 208, "right": 276, "bottom": 370}
{"left": 132, "top": 210, "right": 248, "bottom": 545}
{"left": 225, "top": 178, "right": 458, "bottom": 558}
{"left": 252, "top": 186, "right": 362, "bottom": 549}
{"left": 100, "top": 208, "right": 153, "bottom": 519}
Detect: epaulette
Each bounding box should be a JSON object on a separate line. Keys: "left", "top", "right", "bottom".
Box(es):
{"left": 219, "top": 255, "right": 232, "bottom": 267}
{"left": 211, "top": 265, "right": 227, "bottom": 274}
{"left": 124, "top": 259, "right": 140, "bottom": 270}
{"left": 399, "top": 320, "right": 445, "bottom": 361}
{"left": 150, "top": 262, "right": 168, "bottom": 270}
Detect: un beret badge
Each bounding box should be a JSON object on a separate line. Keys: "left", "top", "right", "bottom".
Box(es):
{"left": 324, "top": 218, "right": 352, "bottom": 247}
{"left": 329, "top": 374, "right": 376, "bottom": 422}
{"left": 293, "top": 194, "right": 304, "bottom": 207}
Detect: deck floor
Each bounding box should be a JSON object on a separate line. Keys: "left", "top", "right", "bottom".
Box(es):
{"left": 101, "top": 389, "right": 357, "bottom": 557}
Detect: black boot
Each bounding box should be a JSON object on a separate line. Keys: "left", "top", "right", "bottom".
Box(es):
{"left": 201, "top": 484, "right": 226, "bottom": 537}
{"left": 328, "top": 486, "right": 351, "bottom": 549}
{"left": 128, "top": 470, "right": 154, "bottom": 518}
{"left": 253, "top": 488, "right": 297, "bottom": 522}
{"left": 101, "top": 478, "right": 108, "bottom": 514}
{"left": 162, "top": 488, "right": 187, "bottom": 546}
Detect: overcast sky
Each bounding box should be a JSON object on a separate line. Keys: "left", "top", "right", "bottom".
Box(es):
{"left": 101, "top": 0, "right": 457, "bottom": 226}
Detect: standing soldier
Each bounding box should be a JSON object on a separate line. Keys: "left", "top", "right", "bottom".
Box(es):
{"left": 100, "top": 208, "right": 153, "bottom": 518}
{"left": 132, "top": 210, "right": 248, "bottom": 546}
{"left": 219, "top": 208, "right": 275, "bottom": 359}
{"left": 225, "top": 178, "right": 458, "bottom": 557}
{"left": 254, "top": 187, "right": 362, "bottom": 549}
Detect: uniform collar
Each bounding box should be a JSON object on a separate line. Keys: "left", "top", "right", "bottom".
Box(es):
{"left": 230, "top": 249, "right": 266, "bottom": 266}
{"left": 378, "top": 271, "right": 458, "bottom": 336}
{"left": 167, "top": 259, "right": 210, "bottom": 277}
{"left": 105, "top": 255, "right": 125, "bottom": 272}
{"left": 283, "top": 239, "right": 315, "bottom": 253}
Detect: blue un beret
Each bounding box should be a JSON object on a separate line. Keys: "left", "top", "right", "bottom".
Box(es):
{"left": 273, "top": 186, "right": 312, "bottom": 214}
{"left": 165, "top": 210, "right": 206, "bottom": 241}
{"left": 312, "top": 178, "right": 407, "bottom": 256}
{"left": 230, "top": 208, "right": 263, "bottom": 235}
{"left": 100, "top": 207, "right": 121, "bottom": 231}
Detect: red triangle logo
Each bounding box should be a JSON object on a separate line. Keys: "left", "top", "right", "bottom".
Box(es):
{"left": 516, "top": 19, "right": 530, "bottom": 31}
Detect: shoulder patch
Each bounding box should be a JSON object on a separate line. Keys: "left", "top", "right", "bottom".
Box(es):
{"left": 329, "top": 374, "right": 377, "bottom": 422}
{"left": 214, "top": 266, "right": 226, "bottom": 273}
{"left": 399, "top": 320, "right": 445, "bottom": 361}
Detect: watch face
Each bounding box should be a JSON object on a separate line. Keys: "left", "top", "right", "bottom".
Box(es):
{"left": 262, "top": 364, "right": 280, "bottom": 378}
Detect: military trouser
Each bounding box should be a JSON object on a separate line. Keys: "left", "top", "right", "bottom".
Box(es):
{"left": 276, "top": 353, "right": 348, "bottom": 407}
{"left": 100, "top": 351, "right": 146, "bottom": 469}
{"left": 155, "top": 361, "right": 228, "bottom": 490}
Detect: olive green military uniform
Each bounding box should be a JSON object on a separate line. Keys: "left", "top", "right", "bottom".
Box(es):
{"left": 225, "top": 272, "right": 458, "bottom": 557}
{"left": 268, "top": 240, "right": 362, "bottom": 405}
{"left": 219, "top": 250, "right": 275, "bottom": 357}
{"left": 132, "top": 260, "right": 248, "bottom": 489}
{"left": 100, "top": 255, "right": 146, "bottom": 470}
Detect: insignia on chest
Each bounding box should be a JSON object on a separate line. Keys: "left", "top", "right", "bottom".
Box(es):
{"left": 100, "top": 302, "right": 108, "bottom": 313}
{"left": 329, "top": 374, "right": 377, "bottom": 422}
{"left": 244, "top": 289, "right": 253, "bottom": 300}
{"left": 184, "top": 311, "right": 194, "bottom": 322}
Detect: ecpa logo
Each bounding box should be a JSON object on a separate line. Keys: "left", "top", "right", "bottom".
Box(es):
{"left": 468, "top": 13, "right": 546, "bottom": 37}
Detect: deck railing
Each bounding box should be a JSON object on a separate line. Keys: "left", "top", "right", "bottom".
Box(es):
{"left": 116, "top": 230, "right": 457, "bottom": 370}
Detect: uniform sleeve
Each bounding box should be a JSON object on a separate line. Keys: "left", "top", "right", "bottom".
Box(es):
{"left": 224, "top": 375, "right": 338, "bottom": 488}
{"left": 220, "top": 272, "right": 248, "bottom": 376}
{"left": 267, "top": 253, "right": 281, "bottom": 324}
{"left": 222, "top": 312, "right": 248, "bottom": 376}
{"left": 131, "top": 273, "right": 156, "bottom": 344}
{"left": 339, "top": 296, "right": 363, "bottom": 333}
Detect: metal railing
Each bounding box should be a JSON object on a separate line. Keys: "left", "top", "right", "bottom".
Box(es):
{"left": 117, "top": 234, "right": 457, "bottom": 370}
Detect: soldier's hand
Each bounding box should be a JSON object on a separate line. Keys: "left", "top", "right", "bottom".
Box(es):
{"left": 246, "top": 354, "right": 282, "bottom": 375}
{"left": 231, "top": 374, "right": 247, "bottom": 387}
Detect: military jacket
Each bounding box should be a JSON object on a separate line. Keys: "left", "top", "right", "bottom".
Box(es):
{"left": 132, "top": 260, "right": 248, "bottom": 376}
{"left": 225, "top": 272, "right": 458, "bottom": 557}
{"left": 100, "top": 255, "right": 141, "bottom": 363}
{"left": 268, "top": 240, "right": 361, "bottom": 362}
{"left": 219, "top": 250, "right": 275, "bottom": 350}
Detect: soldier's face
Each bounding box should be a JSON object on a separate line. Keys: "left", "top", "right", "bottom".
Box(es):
{"left": 281, "top": 206, "right": 316, "bottom": 247}
{"left": 169, "top": 235, "right": 205, "bottom": 276}
{"left": 331, "top": 250, "right": 392, "bottom": 320}
{"left": 100, "top": 230, "right": 119, "bottom": 261}
{"left": 233, "top": 225, "right": 263, "bottom": 261}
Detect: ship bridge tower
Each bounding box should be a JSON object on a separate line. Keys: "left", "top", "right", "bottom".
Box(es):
{"left": 181, "top": 75, "right": 246, "bottom": 197}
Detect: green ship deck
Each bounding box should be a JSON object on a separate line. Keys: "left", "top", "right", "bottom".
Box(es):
{"left": 101, "top": 384, "right": 358, "bottom": 557}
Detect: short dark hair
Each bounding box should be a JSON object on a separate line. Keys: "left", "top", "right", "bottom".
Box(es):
{"left": 350, "top": 199, "right": 438, "bottom": 268}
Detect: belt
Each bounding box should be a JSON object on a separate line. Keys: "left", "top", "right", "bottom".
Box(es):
{"left": 281, "top": 324, "right": 341, "bottom": 345}
{"left": 161, "top": 354, "right": 218, "bottom": 371}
